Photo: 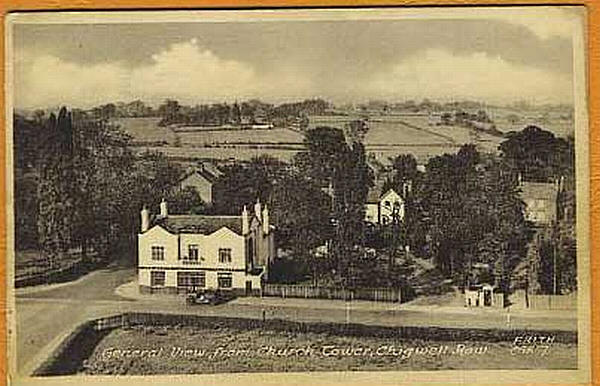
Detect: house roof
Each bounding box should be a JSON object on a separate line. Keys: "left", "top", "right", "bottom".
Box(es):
{"left": 519, "top": 182, "right": 558, "bottom": 201}
{"left": 366, "top": 180, "right": 387, "bottom": 203}
{"left": 366, "top": 182, "right": 402, "bottom": 204}
{"left": 179, "top": 169, "right": 216, "bottom": 185}
{"left": 380, "top": 189, "right": 401, "bottom": 201}
{"left": 200, "top": 162, "right": 224, "bottom": 178}
{"left": 153, "top": 215, "right": 243, "bottom": 234}
{"left": 180, "top": 163, "right": 222, "bottom": 185}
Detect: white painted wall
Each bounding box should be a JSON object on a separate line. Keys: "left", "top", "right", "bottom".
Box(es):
{"left": 380, "top": 190, "right": 405, "bottom": 223}
{"left": 180, "top": 227, "right": 245, "bottom": 270}
{"left": 365, "top": 203, "right": 379, "bottom": 223}
{"left": 138, "top": 226, "right": 179, "bottom": 267}
{"left": 180, "top": 173, "right": 213, "bottom": 203}
{"left": 138, "top": 224, "right": 263, "bottom": 290}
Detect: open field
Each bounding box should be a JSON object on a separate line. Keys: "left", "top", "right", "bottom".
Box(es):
{"left": 113, "top": 117, "right": 178, "bottom": 145}
{"left": 177, "top": 127, "right": 304, "bottom": 145}
{"left": 82, "top": 324, "right": 576, "bottom": 375}
{"left": 487, "top": 106, "right": 574, "bottom": 138}
{"left": 131, "top": 145, "right": 302, "bottom": 161}
{"left": 117, "top": 110, "right": 570, "bottom": 164}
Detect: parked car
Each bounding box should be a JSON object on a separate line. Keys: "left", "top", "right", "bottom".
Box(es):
{"left": 186, "top": 289, "right": 235, "bottom": 305}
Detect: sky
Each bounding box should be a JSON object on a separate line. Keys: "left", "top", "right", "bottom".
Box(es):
{"left": 11, "top": 9, "right": 580, "bottom": 110}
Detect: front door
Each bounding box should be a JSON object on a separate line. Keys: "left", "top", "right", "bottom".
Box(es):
{"left": 483, "top": 289, "right": 492, "bottom": 306}
{"left": 245, "top": 280, "right": 253, "bottom": 296}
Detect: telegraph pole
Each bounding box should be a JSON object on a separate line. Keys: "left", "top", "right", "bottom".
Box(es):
{"left": 553, "top": 232, "right": 558, "bottom": 295}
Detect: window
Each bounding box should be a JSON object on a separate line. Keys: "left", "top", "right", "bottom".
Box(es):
{"left": 384, "top": 201, "right": 391, "bottom": 208}
{"left": 247, "top": 239, "right": 254, "bottom": 262}
{"left": 150, "top": 271, "right": 165, "bottom": 287}
{"left": 187, "top": 244, "right": 199, "bottom": 261}
{"left": 219, "top": 248, "right": 232, "bottom": 263}
{"left": 177, "top": 271, "right": 205, "bottom": 288}
{"left": 151, "top": 246, "right": 165, "bottom": 261}
{"left": 217, "top": 272, "right": 232, "bottom": 288}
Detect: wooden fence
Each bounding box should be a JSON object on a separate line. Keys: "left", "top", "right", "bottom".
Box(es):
{"left": 262, "top": 284, "right": 403, "bottom": 303}
{"left": 15, "top": 250, "right": 101, "bottom": 288}
{"left": 528, "top": 293, "right": 577, "bottom": 310}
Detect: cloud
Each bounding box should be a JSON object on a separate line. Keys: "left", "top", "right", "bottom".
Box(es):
{"left": 14, "top": 39, "right": 572, "bottom": 109}
{"left": 129, "top": 38, "right": 256, "bottom": 101}
{"left": 15, "top": 39, "right": 314, "bottom": 109}
{"left": 365, "top": 49, "right": 573, "bottom": 105}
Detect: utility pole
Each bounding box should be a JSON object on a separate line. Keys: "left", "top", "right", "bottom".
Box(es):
{"left": 553, "top": 232, "right": 558, "bottom": 295}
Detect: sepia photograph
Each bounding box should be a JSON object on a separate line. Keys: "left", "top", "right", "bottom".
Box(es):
{"left": 5, "top": 7, "right": 590, "bottom": 385}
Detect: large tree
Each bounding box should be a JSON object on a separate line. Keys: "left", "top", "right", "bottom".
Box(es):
{"left": 294, "top": 126, "right": 373, "bottom": 287}
{"left": 499, "top": 125, "right": 573, "bottom": 182}
{"left": 36, "top": 108, "right": 76, "bottom": 267}
{"left": 413, "top": 145, "right": 531, "bottom": 296}
{"left": 269, "top": 173, "right": 333, "bottom": 285}
{"left": 212, "top": 155, "right": 286, "bottom": 215}
{"left": 25, "top": 107, "right": 187, "bottom": 267}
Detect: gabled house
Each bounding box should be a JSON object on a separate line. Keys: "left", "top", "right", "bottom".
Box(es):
{"left": 178, "top": 163, "right": 223, "bottom": 205}
{"left": 138, "top": 199, "right": 275, "bottom": 295}
{"left": 519, "top": 180, "right": 559, "bottom": 226}
{"left": 365, "top": 187, "right": 405, "bottom": 225}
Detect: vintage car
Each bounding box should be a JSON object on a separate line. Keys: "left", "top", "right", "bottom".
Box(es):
{"left": 185, "top": 289, "right": 235, "bottom": 305}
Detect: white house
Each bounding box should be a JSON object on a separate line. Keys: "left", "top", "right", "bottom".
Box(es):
{"left": 519, "top": 180, "right": 560, "bottom": 226}
{"left": 138, "top": 199, "right": 275, "bottom": 296}
{"left": 464, "top": 284, "right": 497, "bottom": 307}
{"left": 178, "top": 163, "right": 223, "bottom": 205}
{"left": 365, "top": 188, "right": 405, "bottom": 225}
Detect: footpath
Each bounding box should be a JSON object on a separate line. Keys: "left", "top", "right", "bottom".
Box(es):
{"left": 116, "top": 280, "right": 578, "bottom": 326}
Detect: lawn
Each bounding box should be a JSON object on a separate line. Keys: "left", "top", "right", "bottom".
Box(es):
{"left": 82, "top": 324, "right": 577, "bottom": 375}
{"left": 131, "top": 146, "right": 301, "bottom": 162}
{"left": 113, "top": 117, "right": 178, "bottom": 145}
{"left": 117, "top": 113, "right": 570, "bottom": 164}
{"left": 177, "top": 128, "right": 304, "bottom": 146}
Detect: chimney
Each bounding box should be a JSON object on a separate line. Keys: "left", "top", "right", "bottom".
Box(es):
{"left": 141, "top": 206, "right": 150, "bottom": 232}
{"left": 160, "top": 199, "right": 168, "bottom": 217}
{"left": 262, "top": 205, "right": 270, "bottom": 235}
{"left": 254, "top": 198, "right": 262, "bottom": 220}
{"left": 402, "top": 180, "right": 412, "bottom": 198}
{"left": 242, "top": 205, "right": 249, "bottom": 235}
{"left": 559, "top": 175, "right": 565, "bottom": 192}
{"left": 517, "top": 172, "right": 523, "bottom": 186}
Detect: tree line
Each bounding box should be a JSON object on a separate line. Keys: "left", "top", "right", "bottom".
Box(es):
{"left": 156, "top": 98, "right": 329, "bottom": 128}
{"left": 14, "top": 107, "right": 203, "bottom": 266}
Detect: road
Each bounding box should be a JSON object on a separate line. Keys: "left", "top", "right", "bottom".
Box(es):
{"left": 13, "top": 267, "right": 578, "bottom": 377}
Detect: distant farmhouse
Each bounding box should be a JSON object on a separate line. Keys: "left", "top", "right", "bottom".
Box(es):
{"left": 519, "top": 179, "right": 561, "bottom": 226}
{"left": 138, "top": 199, "right": 275, "bottom": 295}
{"left": 364, "top": 182, "right": 410, "bottom": 225}
{"left": 178, "top": 162, "right": 223, "bottom": 205}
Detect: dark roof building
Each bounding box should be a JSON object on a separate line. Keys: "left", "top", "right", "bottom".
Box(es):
{"left": 178, "top": 162, "right": 223, "bottom": 204}
{"left": 519, "top": 181, "right": 559, "bottom": 226}
{"left": 153, "top": 215, "right": 243, "bottom": 235}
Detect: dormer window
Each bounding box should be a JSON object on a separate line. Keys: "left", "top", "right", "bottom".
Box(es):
{"left": 188, "top": 245, "right": 199, "bottom": 261}
{"left": 151, "top": 246, "right": 165, "bottom": 261}
{"left": 219, "top": 248, "right": 232, "bottom": 263}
